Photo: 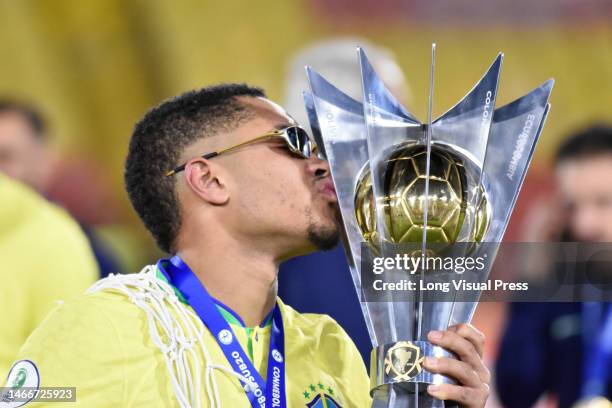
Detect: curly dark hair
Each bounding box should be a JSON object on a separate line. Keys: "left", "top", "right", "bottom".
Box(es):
{"left": 125, "top": 83, "right": 266, "bottom": 253}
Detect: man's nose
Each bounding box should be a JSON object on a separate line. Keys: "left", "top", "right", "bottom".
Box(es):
{"left": 305, "top": 156, "right": 330, "bottom": 178}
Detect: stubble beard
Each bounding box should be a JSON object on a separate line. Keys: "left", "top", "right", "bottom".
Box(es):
{"left": 306, "top": 204, "right": 341, "bottom": 251}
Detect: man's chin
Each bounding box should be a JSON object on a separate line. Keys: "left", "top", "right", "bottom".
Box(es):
{"left": 301, "top": 203, "right": 342, "bottom": 251}
{"left": 307, "top": 222, "right": 340, "bottom": 251}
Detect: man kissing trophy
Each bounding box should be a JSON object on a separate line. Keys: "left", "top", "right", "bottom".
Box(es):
{"left": 303, "top": 44, "right": 553, "bottom": 407}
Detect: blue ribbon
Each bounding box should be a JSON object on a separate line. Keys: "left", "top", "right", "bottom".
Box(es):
{"left": 157, "top": 256, "right": 286, "bottom": 408}
{"left": 581, "top": 302, "right": 612, "bottom": 398}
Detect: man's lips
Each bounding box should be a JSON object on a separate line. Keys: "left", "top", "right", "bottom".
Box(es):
{"left": 317, "top": 178, "right": 337, "bottom": 200}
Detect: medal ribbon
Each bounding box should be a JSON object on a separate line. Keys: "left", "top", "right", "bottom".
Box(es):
{"left": 157, "top": 256, "right": 286, "bottom": 408}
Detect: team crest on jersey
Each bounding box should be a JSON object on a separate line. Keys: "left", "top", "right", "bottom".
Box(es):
{"left": 303, "top": 382, "right": 342, "bottom": 408}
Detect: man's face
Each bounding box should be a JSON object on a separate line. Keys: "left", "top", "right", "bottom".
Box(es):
{"left": 556, "top": 154, "right": 612, "bottom": 242}
{"left": 0, "top": 111, "right": 45, "bottom": 189}
{"left": 180, "top": 96, "right": 340, "bottom": 258}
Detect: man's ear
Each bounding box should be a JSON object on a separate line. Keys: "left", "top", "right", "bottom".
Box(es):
{"left": 184, "top": 159, "right": 229, "bottom": 205}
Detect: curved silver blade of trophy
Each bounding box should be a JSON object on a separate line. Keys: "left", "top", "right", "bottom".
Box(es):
{"left": 445, "top": 79, "right": 554, "bottom": 328}
{"left": 304, "top": 67, "right": 382, "bottom": 345}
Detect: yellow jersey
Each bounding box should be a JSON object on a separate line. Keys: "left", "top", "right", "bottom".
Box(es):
{"left": 0, "top": 176, "right": 98, "bottom": 375}
{"left": 4, "top": 265, "right": 371, "bottom": 407}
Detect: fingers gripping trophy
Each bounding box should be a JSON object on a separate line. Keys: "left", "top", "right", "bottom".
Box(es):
{"left": 303, "top": 45, "right": 553, "bottom": 407}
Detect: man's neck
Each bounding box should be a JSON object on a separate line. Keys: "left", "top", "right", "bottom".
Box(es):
{"left": 176, "top": 243, "right": 279, "bottom": 328}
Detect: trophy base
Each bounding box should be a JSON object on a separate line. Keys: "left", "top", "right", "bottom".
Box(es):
{"left": 372, "top": 383, "right": 459, "bottom": 408}
{"left": 370, "top": 341, "right": 455, "bottom": 395}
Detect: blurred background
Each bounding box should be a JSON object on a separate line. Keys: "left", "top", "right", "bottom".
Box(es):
{"left": 0, "top": 0, "right": 611, "bottom": 407}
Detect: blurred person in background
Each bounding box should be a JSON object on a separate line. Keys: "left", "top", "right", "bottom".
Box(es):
{"left": 280, "top": 37, "right": 412, "bottom": 363}
{"left": 0, "top": 100, "right": 124, "bottom": 277}
{"left": 283, "top": 38, "right": 411, "bottom": 127}
{"left": 5, "top": 84, "right": 490, "bottom": 407}
{"left": 0, "top": 173, "right": 98, "bottom": 375}
{"left": 496, "top": 124, "right": 612, "bottom": 408}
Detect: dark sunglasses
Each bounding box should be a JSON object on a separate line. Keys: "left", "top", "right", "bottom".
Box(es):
{"left": 165, "top": 125, "right": 317, "bottom": 177}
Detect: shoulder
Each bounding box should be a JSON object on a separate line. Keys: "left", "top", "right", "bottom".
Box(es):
{"left": 20, "top": 283, "right": 142, "bottom": 355}
{"left": 14, "top": 289, "right": 130, "bottom": 404}
{"left": 13, "top": 290, "right": 134, "bottom": 406}
{"left": 13, "top": 268, "right": 199, "bottom": 407}
{"left": 22, "top": 267, "right": 181, "bottom": 351}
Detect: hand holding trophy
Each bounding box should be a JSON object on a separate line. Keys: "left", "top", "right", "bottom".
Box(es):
{"left": 303, "top": 44, "right": 553, "bottom": 407}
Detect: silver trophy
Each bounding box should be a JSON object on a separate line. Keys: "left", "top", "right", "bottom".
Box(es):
{"left": 303, "top": 44, "right": 553, "bottom": 407}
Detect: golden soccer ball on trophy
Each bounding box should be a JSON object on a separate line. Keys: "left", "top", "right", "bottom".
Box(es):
{"left": 354, "top": 142, "right": 490, "bottom": 248}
